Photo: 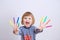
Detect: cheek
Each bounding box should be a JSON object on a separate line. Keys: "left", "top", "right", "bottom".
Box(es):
{"left": 29, "top": 20, "right": 32, "bottom": 24}
{"left": 23, "top": 19, "right": 26, "bottom": 22}
{"left": 22, "top": 19, "right": 26, "bottom": 24}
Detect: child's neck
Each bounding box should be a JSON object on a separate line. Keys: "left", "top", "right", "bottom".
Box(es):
{"left": 24, "top": 26, "right": 31, "bottom": 29}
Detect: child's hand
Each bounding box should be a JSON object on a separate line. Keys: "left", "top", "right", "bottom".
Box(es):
{"left": 13, "top": 23, "right": 19, "bottom": 34}
{"left": 39, "top": 19, "right": 51, "bottom": 30}
{"left": 38, "top": 23, "right": 45, "bottom": 31}
{"left": 13, "top": 24, "right": 18, "bottom": 31}
{"left": 12, "top": 17, "right": 20, "bottom": 34}
{"left": 9, "top": 17, "right": 19, "bottom": 33}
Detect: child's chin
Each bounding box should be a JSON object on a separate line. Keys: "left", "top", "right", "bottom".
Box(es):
{"left": 26, "top": 25, "right": 30, "bottom": 27}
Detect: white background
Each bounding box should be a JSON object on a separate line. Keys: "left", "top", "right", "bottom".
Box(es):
{"left": 0, "top": 0, "right": 60, "bottom": 40}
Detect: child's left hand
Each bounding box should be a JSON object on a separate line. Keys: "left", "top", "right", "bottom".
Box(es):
{"left": 38, "top": 19, "right": 51, "bottom": 31}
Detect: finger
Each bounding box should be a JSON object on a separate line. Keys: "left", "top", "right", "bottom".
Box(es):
{"left": 17, "top": 17, "right": 19, "bottom": 24}
{"left": 14, "top": 24, "right": 18, "bottom": 30}
{"left": 13, "top": 17, "right": 15, "bottom": 24}
{"left": 43, "top": 16, "right": 47, "bottom": 23}
{"left": 45, "top": 19, "right": 51, "bottom": 26}
{"left": 46, "top": 25, "right": 52, "bottom": 28}
{"left": 9, "top": 20, "right": 14, "bottom": 27}
{"left": 40, "top": 16, "right": 44, "bottom": 25}
{"left": 17, "top": 17, "right": 20, "bottom": 27}
{"left": 18, "top": 22, "right": 20, "bottom": 27}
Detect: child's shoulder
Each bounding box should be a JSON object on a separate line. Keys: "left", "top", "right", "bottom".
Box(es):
{"left": 19, "top": 26, "right": 24, "bottom": 29}
{"left": 31, "top": 25, "right": 35, "bottom": 28}
{"left": 30, "top": 25, "right": 36, "bottom": 29}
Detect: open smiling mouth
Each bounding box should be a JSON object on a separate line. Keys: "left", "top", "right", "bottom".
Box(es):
{"left": 26, "top": 22, "right": 30, "bottom": 24}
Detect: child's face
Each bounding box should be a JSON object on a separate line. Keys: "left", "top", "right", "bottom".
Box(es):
{"left": 23, "top": 16, "right": 32, "bottom": 27}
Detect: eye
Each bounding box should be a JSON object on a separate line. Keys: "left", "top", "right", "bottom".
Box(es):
{"left": 29, "top": 18, "right": 31, "bottom": 20}
{"left": 24, "top": 18, "right": 27, "bottom": 19}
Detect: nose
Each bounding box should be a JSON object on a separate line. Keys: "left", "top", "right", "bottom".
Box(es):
{"left": 26, "top": 19, "right": 29, "bottom": 22}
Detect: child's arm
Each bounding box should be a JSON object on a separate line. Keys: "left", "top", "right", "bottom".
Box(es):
{"left": 34, "top": 26, "right": 43, "bottom": 34}
{"left": 34, "top": 28, "right": 43, "bottom": 34}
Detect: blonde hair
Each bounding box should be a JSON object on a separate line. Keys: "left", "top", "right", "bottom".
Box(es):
{"left": 21, "top": 12, "right": 35, "bottom": 25}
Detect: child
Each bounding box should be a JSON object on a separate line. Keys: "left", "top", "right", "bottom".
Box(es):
{"left": 13, "top": 12, "right": 46, "bottom": 40}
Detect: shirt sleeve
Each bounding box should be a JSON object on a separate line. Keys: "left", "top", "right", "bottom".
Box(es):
{"left": 34, "top": 26, "right": 43, "bottom": 34}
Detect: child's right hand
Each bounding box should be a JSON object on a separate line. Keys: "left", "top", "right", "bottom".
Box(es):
{"left": 13, "top": 24, "right": 19, "bottom": 34}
